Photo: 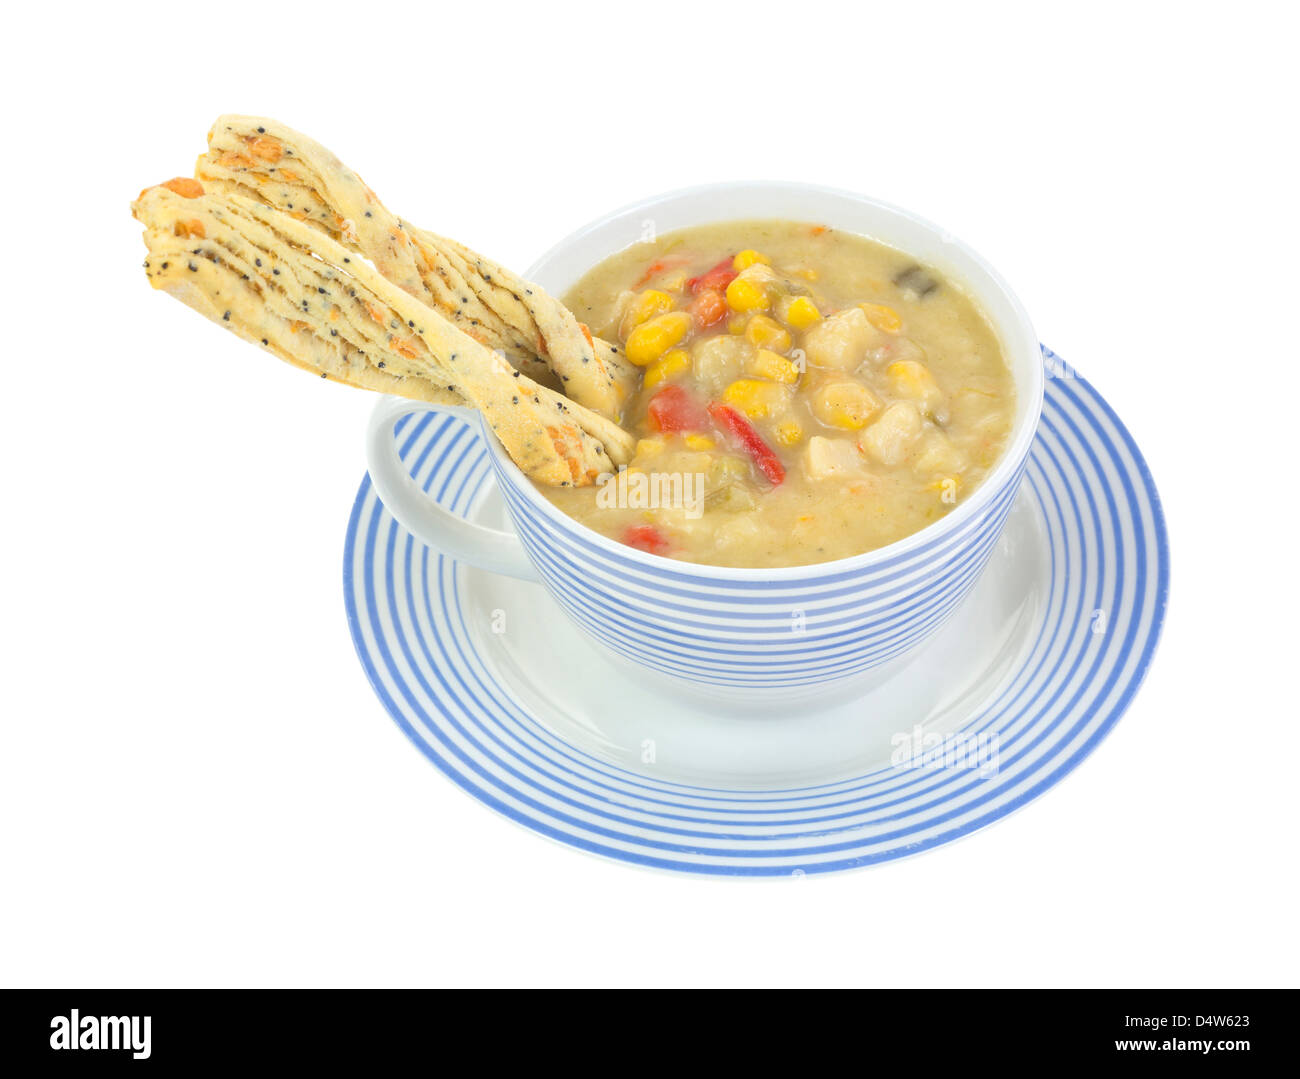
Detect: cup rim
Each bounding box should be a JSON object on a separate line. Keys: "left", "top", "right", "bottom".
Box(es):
{"left": 475, "top": 180, "right": 1043, "bottom": 581}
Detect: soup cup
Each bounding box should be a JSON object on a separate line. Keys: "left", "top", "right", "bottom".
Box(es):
{"left": 366, "top": 181, "right": 1043, "bottom": 702}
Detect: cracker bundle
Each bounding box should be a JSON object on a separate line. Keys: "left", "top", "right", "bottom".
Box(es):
{"left": 132, "top": 117, "right": 637, "bottom": 486}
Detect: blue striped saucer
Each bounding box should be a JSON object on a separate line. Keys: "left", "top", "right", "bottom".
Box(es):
{"left": 343, "top": 348, "right": 1168, "bottom": 876}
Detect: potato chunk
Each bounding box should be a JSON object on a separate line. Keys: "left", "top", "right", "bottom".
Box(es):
{"left": 802, "top": 307, "right": 883, "bottom": 371}
{"left": 803, "top": 435, "right": 869, "bottom": 480}
{"left": 914, "top": 431, "right": 969, "bottom": 475}
{"left": 858, "top": 402, "right": 924, "bottom": 465}
{"left": 692, "top": 335, "right": 754, "bottom": 392}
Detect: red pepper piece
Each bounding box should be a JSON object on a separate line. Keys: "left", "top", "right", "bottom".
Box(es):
{"left": 689, "top": 289, "right": 728, "bottom": 329}
{"left": 624, "top": 523, "right": 669, "bottom": 555}
{"left": 647, "top": 384, "right": 708, "bottom": 433}
{"left": 707, "top": 402, "right": 786, "bottom": 486}
{"left": 686, "top": 257, "right": 737, "bottom": 295}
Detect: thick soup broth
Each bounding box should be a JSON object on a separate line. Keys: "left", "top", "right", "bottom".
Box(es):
{"left": 541, "top": 220, "right": 1015, "bottom": 568}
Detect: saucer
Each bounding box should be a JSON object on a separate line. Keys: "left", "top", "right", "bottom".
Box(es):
{"left": 343, "top": 347, "right": 1169, "bottom": 875}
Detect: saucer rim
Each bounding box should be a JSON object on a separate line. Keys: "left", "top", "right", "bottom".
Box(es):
{"left": 342, "top": 348, "right": 1169, "bottom": 874}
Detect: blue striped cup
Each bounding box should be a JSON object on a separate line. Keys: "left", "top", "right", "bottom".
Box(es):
{"left": 366, "top": 183, "right": 1043, "bottom": 704}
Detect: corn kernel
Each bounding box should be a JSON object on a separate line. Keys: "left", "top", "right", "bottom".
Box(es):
{"left": 860, "top": 302, "right": 902, "bottom": 333}
{"left": 625, "top": 311, "right": 692, "bottom": 366}
{"left": 684, "top": 434, "right": 716, "bottom": 451}
{"left": 722, "top": 378, "right": 791, "bottom": 419}
{"left": 745, "top": 314, "right": 793, "bottom": 353}
{"left": 635, "top": 438, "right": 665, "bottom": 458}
{"left": 811, "top": 380, "right": 883, "bottom": 430}
{"left": 748, "top": 348, "right": 801, "bottom": 384}
{"left": 774, "top": 420, "right": 804, "bottom": 446}
{"left": 725, "top": 276, "right": 770, "bottom": 313}
{"left": 733, "top": 249, "right": 770, "bottom": 271}
{"left": 642, "top": 347, "right": 691, "bottom": 390}
{"left": 792, "top": 267, "right": 819, "bottom": 281}
{"left": 728, "top": 314, "right": 749, "bottom": 335}
{"left": 783, "top": 296, "right": 822, "bottom": 330}
{"left": 887, "top": 359, "right": 939, "bottom": 397}
{"left": 624, "top": 289, "right": 675, "bottom": 333}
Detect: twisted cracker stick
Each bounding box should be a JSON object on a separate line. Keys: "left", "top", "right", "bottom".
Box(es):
{"left": 198, "top": 115, "right": 639, "bottom": 413}
{"left": 197, "top": 121, "right": 550, "bottom": 381}
{"left": 134, "top": 178, "right": 463, "bottom": 407}
{"left": 197, "top": 115, "right": 639, "bottom": 418}
{"left": 134, "top": 184, "right": 631, "bottom": 482}
{"left": 430, "top": 231, "right": 632, "bottom": 397}
{"left": 134, "top": 182, "right": 633, "bottom": 485}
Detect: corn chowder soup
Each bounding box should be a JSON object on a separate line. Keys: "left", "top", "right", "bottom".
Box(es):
{"left": 543, "top": 220, "right": 1015, "bottom": 569}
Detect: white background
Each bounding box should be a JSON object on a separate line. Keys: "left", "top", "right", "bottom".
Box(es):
{"left": 2, "top": 1, "right": 1296, "bottom": 988}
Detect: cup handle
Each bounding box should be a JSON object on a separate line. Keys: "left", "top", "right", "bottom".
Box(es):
{"left": 364, "top": 396, "right": 540, "bottom": 582}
